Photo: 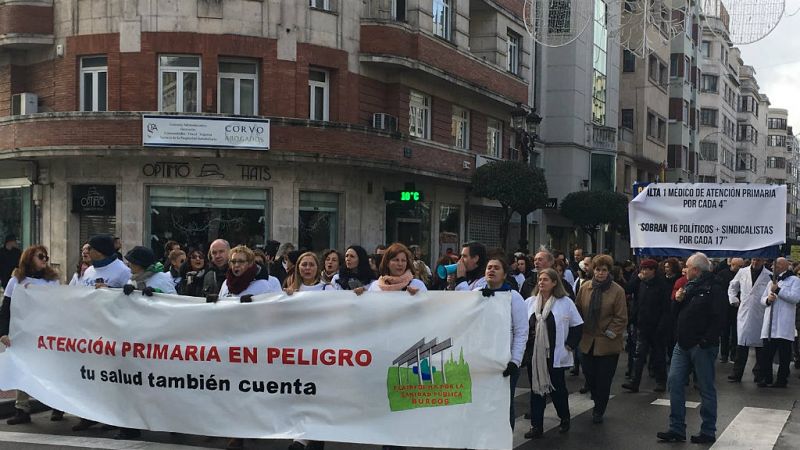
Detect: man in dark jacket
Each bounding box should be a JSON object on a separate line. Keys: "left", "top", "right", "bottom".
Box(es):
{"left": 657, "top": 252, "right": 726, "bottom": 444}
{"left": 623, "top": 259, "right": 671, "bottom": 393}
{"left": 0, "top": 235, "right": 21, "bottom": 288}
{"left": 521, "top": 250, "right": 574, "bottom": 300}
{"left": 202, "top": 239, "right": 230, "bottom": 296}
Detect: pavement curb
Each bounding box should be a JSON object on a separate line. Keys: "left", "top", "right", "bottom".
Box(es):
{"left": 774, "top": 400, "right": 800, "bottom": 450}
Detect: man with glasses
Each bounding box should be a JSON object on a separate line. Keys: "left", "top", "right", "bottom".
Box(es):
{"left": 657, "top": 252, "right": 726, "bottom": 444}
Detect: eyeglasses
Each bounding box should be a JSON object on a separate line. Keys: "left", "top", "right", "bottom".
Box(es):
{"left": 229, "top": 259, "right": 249, "bottom": 266}
{"left": 36, "top": 253, "right": 49, "bottom": 262}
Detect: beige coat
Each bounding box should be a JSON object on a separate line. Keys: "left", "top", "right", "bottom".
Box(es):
{"left": 576, "top": 281, "right": 628, "bottom": 356}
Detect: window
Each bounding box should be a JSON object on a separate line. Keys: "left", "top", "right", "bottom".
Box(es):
{"left": 683, "top": 100, "right": 689, "bottom": 123}
{"left": 623, "top": 50, "right": 636, "bottom": 72}
{"left": 298, "top": 191, "right": 339, "bottom": 251}
{"left": 646, "top": 111, "right": 666, "bottom": 142}
{"left": 668, "top": 145, "right": 683, "bottom": 170}
{"left": 700, "top": 142, "right": 718, "bottom": 161}
{"left": 548, "top": 0, "right": 572, "bottom": 33}
{"left": 701, "top": 41, "right": 711, "bottom": 58}
{"left": 308, "top": 69, "right": 329, "bottom": 121}
{"left": 592, "top": 0, "right": 608, "bottom": 125}
{"left": 159, "top": 55, "right": 201, "bottom": 113}
{"left": 701, "top": 74, "right": 718, "bottom": 92}
{"left": 432, "top": 0, "right": 451, "bottom": 40}
{"left": 409, "top": 90, "right": 430, "bottom": 139}
{"left": 487, "top": 118, "right": 502, "bottom": 158}
{"left": 392, "top": 0, "right": 406, "bottom": 21}
{"left": 767, "top": 157, "right": 787, "bottom": 169}
{"left": 80, "top": 56, "right": 107, "bottom": 112}
{"left": 507, "top": 31, "right": 520, "bottom": 75}
{"left": 621, "top": 109, "right": 634, "bottom": 129}
{"left": 670, "top": 54, "right": 680, "bottom": 77}
{"left": 309, "top": 0, "right": 331, "bottom": 10}
{"left": 452, "top": 106, "right": 469, "bottom": 149}
{"left": 768, "top": 118, "right": 788, "bottom": 129}
{"left": 218, "top": 60, "right": 258, "bottom": 116}
{"left": 590, "top": 153, "right": 615, "bottom": 191}
{"left": 769, "top": 135, "right": 787, "bottom": 147}
{"left": 722, "top": 148, "right": 735, "bottom": 170}
{"left": 700, "top": 108, "right": 718, "bottom": 127}
{"left": 648, "top": 54, "right": 667, "bottom": 86}
{"left": 699, "top": 175, "right": 717, "bottom": 183}
{"left": 738, "top": 124, "right": 757, "bottom": 144}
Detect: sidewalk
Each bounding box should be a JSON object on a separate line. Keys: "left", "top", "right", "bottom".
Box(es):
{"left": 0, "top": 390, "right": 15, "bottom": 417}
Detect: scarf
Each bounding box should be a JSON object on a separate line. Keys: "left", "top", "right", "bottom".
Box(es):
{"left": 586, "top": 276, "right": 613, "bottom": 333}
{"left": 531, "top": 294, "right": 556, "bottom": 395}
{"left": 336, "top": 268, "right": 375, "bottom": 290}
{"left": 225, "top": 264, "right": 258, "bottom": 295}
{"left": 129, "top": 262, "right": 164, "bottom": 290}
{"left": 321, "top": 270, "right": 337, "bottom": 284}
{"left": 92, "top": 255, "right": 117, "bottom": 268}
{"left": 684, "top": 271, "right": 714, "bottom": 299}
{"left": 376, "top": 270, "right": 414, "bottom": 291}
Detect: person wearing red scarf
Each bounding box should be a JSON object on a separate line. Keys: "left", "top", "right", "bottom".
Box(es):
{"left": 218, "top": 245, "right": 281, "bottom": 299}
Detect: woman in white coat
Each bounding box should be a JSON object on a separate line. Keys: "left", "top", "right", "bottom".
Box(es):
{"left": 727, "top": 259, "right": 771, "bottom": 382}
{"left": 757, "top": 257, "right": 800, "bottom": 387}
{"left": 523, "top": 268, "right": 583, "bottom": 440}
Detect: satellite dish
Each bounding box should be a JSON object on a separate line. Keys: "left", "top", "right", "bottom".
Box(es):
{"left": 702, "top": 0, "right": 785, "bottom": 45}
{"left": 523, "top": 0, "right": 595, "bottom": 47}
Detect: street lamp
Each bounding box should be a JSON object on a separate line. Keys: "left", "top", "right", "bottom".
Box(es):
{"left": 510, "top": 104, "right": 542, "bottom": 164}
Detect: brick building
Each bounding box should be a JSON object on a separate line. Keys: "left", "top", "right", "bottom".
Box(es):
{"left": 0, "top": 0, "right": 533, "bottom": 272}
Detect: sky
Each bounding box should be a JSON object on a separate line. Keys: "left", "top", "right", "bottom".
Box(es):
{"left": 736, "top": 0, "right": 800, "bottom": 132}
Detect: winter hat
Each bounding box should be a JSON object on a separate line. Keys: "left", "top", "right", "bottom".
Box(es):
{"left": 4, "top": 234, "right": 16, "bottom": 244}
{"left": 88, "top": 234, "right": 116, "bottom": 257}
{"left": 125, "top": 246, "right": 156, "bottom": 269}
{"left": 640, "top": 259, "right": 658, "bottom": 270}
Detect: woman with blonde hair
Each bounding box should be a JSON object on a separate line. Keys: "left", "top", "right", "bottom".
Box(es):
{"left": 218, "top": 245, "right": 281, "bottom": 298}
{"left": 286, "top": 252, "right": 332, "bottom": 294}
{"left": 0, "top": 245, "right": 62, "bottom": 424}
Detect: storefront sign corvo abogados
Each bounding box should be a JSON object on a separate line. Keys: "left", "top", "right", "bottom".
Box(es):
{"left": 141, "top": 161, "right": 271, "bottom": 182}
{"left": 72, "top": 185, "right": 116, "bottom": 214}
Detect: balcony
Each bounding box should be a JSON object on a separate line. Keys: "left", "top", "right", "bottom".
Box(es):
{"left": 592, "top": 125, "right": 617, "bottom": 151}
{"left": 359, "top": 21, "right": 528, "bottom": 105}
{"left": 0, "top": 1, "right": 54, "bottom": 49}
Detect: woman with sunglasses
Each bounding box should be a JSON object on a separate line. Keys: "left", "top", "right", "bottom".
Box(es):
{"left": 0, "top": 245, "right": 63, "bottom": 424}
{"left": 179, "top": 249, "right": 208, "bottom": 297}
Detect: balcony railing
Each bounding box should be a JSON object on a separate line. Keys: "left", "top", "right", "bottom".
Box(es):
{"left": 592, "top": 125, "right": 617, "bottom": 151}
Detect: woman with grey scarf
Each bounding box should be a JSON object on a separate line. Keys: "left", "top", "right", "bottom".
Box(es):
{"left": 522, "top": 268, "right": 583, "bottom": 440}
{"left": 575, "top": 254, "right": 627, "bottom": 424}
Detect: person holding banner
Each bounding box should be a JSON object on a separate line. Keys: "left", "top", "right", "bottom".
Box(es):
{"left": 475, "top": 256, "right": 528, "bottom": 429}
{"left": 68, "top": 243, "right": 91, "bottom": 286}
{"left": 78, "top": 234, "right": 131, "bottom": 289}
{"left": 332, "top": 245, "right": 375, "bottom": 293}
{"left": 523, "top": 268, "right": 583, "bottom": 440}
{"left": 757, "top": 257, "right": 800, "bottom": 388}
{"left": 369, "top": 243, "right": 427, "bottom": 293}
{"left": 286, "top": 252, "right": 332, "bottom": 294}
{"left": 727, "top": 258, "right": 771, "bottom": 383}
{"left": 575, "top": 254, "right": 627, "bottom": 424}
{"left": 218, "top": 245, "right": 281, "bottom": 298}
{"left": 0, "top": 245, "right": 63, "bottom": 425}
{"left": 122, "top": 246, "right": 177, "bottom": 295}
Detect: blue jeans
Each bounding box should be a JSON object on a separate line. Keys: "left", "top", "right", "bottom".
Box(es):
{"left": 668, "top": 344, "right": 718, "bottom": 437}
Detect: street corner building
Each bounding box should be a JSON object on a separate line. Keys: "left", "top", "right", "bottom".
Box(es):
{"left": 0, "top": 0, "right": 538, "bottom": 273}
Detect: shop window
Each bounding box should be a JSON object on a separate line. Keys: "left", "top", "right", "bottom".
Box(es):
{"left": 308, "top": 68, "right": 329, "bottom": 121}
{"left": 298, "top": 191, "right": 339, "bottom": 252}
{"left": 218, "top": 60, "right": 258, "bottom": 116}
{"left": 159, "top": 55, "right": 201, "bottom": 113}
{"left": 0, "top": 186, "right": 31, "bottom": 250}
{"left": 80, "top": 56, "right": 107, "bottom": 112}
{"left": 148, "top": 186, "right": 269, "bottom": 259}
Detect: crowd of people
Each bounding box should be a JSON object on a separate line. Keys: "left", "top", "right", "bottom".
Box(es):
{"left": 1, "top": 233, "right": 800, "bottom": 448}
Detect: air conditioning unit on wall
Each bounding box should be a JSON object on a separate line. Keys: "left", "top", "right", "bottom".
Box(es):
{"left": 372, "top": 113, "right": 398, "bottom": 132}
{"left": 12, "top": 93, "right": 38, "bottom": 115}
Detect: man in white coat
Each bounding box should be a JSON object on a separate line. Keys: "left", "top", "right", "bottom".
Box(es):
{"left": 757, "top": 258, "right": 800, "bottom": 387}
{"left": 727, "top": 258, "right": 771, "bottom": 383}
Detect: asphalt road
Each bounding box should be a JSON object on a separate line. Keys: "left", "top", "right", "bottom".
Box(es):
{"left": 0, "top": 349, "right": 797, "bottom": 450}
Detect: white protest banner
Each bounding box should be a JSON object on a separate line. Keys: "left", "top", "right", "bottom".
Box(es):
{"left": 629, "top": 183, "right": 786, "bottom": 256}
{"left": 0, "top": 286, "right": 512, "bottom": 449}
